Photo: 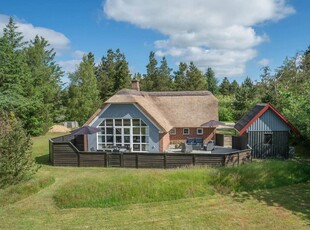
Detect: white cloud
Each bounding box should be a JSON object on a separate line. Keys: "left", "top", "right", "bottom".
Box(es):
{"left": 104, "top": 0, "right": 294, "bottom": 77}
{"left": 258, "top": 58, "right": 270, "bottom": 66}
{"left": 73, "top": 50, "right": 86, "bottom": 59}
{"left": 0, "top": 14, "right": 70, "bottom": 52}
{"left": 58, "top": 60, "right": 80, "bottom": 73}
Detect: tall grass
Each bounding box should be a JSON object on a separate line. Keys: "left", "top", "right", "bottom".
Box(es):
{"left": 54, "top": 168, "right": 214, "bottom": 208}
{"left": 209, "top": 160, "right": 310, "bottom": 193}
{"left": 54, "top": 160, "right": 310, "bottom": 208}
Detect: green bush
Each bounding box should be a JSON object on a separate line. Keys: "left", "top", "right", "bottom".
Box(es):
{"left": 0, "top": 111, "right": 38, "bottom": 188}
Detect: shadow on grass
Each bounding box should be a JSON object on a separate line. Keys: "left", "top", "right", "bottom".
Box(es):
{"left": 35, "top": 154, "right": 52, "bottom": 166}
{"left": 232, "top": 182, "right": 310, "bottom": 221}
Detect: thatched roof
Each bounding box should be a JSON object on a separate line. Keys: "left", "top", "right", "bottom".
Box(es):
{"left": 85, "top": 89, "right": 218, "bottom": 132}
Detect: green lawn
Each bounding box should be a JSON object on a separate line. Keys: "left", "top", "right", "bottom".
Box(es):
{"left": 0, "top": 132, "right": 309, "bottom": 229}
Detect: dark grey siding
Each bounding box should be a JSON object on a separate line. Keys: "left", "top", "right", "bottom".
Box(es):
{"left": 248, "top": 131, "right": 289, "bottom": 158}
{"left": 248, "top": 109, "right": 290, "bottom": 132}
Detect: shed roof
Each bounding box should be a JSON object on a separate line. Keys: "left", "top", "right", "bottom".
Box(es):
{"left": 85, "top": 89, "right": 218, "bottom": 132}
{"left": 234, "top": 103, "right": 300, "bottom": 136}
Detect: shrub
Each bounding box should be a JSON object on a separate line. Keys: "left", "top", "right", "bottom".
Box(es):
{"left": 0, "top": 111, "right": 38, "bottom": 188}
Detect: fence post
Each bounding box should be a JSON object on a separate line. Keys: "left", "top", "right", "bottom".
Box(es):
{"left": 136, "top": 153, "right": 139, "bottom": 168}
{"left": 238, "top": 152, "right": 240, "bottom": 166}
{"left": 105, "top": 153, "right": 108, "bottom": 167}
{"left": 121, "top": 153, "right": 124, "bottom": 167}
{"left": 164, "top": 154, "right": 167, "bottom": 169}
{"left": 192, "top": 154, "right": 196, "bottom": 166}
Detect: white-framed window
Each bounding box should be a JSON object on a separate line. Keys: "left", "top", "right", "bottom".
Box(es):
{"left": 197, "top": 128, "right": 203, "bottom": 135}
{"left": 97, "top": 118, "right": 149, "bottom": 152}
{"left": 169, "top": 128, "right": 176, "bottom": 135}
{"left": 183, "top": 128, "right": 189, "bottom": 135}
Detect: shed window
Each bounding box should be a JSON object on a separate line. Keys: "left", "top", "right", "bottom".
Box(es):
{"left": 264, "top": 134, "right": 272, "bottom": 144}
{"left": 183, "top": 128, "right": 189, "bottom": 135}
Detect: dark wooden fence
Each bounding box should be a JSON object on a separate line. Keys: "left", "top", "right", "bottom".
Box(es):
{"left": 49, "top": 139, "right": 251, "bottom": 168}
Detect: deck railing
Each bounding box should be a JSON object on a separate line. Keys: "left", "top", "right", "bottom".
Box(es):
{"left": 49, "top": 139, "right": 252, "bottom": 168}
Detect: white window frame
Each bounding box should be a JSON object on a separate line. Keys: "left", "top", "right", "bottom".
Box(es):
{"left": 169, "top": 128, "right": 176, "bottom": 135}
{"left": 97, "top": 118, "right": 149, "bottom": 152}
{"left": 183, "top": 128, "right": 190, "bottom": 135}
{"left": 197, "top": 128, "right": 203, "bottom": 135}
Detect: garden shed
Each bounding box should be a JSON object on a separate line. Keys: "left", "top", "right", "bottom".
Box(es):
{"left": 234, "top": 103, "right": 300, "bottom": 158}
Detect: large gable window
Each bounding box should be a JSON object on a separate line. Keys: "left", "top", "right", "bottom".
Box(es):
{"left": 97, "top": 118, "right": 149, "bottom": 152}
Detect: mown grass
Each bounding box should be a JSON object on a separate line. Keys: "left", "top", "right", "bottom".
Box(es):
{"left": 54, "top": 168, "right": 215, "bottom": 208}
{"left": 210, "top": 160, "right": 310, "bottom": 193}
{"left": 0, "top": 174, "right": 55, "bottom": 207}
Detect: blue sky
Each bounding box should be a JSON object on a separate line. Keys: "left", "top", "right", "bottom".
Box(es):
{"left": 0, "top": 0, "right": 309, "bottom": 84}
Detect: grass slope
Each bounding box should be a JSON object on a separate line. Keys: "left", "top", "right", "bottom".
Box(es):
{"left": 0, "top": 132, "right": 309, "bottom": 229}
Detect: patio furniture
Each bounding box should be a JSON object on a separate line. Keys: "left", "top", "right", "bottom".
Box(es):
{"left": 204, "top": 140, "right": 215, "bottom": 151}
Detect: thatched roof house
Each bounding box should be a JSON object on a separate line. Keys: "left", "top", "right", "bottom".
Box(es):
{"left": 85, "top": 81, "right": 218, "bottom": 152}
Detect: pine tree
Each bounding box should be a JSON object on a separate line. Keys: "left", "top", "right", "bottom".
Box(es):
{"left": 96, "top": 49, "right": 131, "bottom": 100}
{"left": 229, "top": 80, "right": 239, "bottom": 95}
{"left": 140, "top": 51, "right": 158, "bottom": 91}
{"left": 67, "top": 53, "right": 101, "bottom": 125}
{"left": 205, "top": 67, "right": 219, "bottom": 94}
{"left": 24, "top": 36, "right": 63, "bottom": 134}
{"left": 219, "top": 77, "right": 230, "bottom": 96}
{"left": 233, "top": 77, "right": 257, "bottom": 120}
{"left": 154, "top": 57, "right": 173, "bottom": 91}
{"left": 186, "top": 62, "right": 207, "bottom": 90}
{"left": 174, "top": 62, "right": 188, "bottom": 91}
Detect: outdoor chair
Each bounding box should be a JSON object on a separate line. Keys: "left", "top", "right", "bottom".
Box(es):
{"left": 204, "top": 140, "right": 215, "bottom": 151}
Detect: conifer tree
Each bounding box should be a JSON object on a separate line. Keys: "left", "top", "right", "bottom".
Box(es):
{"left": 186, "top": 62, "right": 207, "bottom": 90}
{"left": 67, "top": 53, "right": 101, "bottom": 125}
{"left": 205, "top": 67, "right": 219, "bottom": 94}
{"left": 174, "top": 62, "right": 188, "bottom": 91}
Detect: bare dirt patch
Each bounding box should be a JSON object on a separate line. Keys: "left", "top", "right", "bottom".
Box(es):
{"left": 48, "top": 125, "right": 71, "bottom": 133}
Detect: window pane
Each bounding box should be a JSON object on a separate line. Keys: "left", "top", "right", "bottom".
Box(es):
{"left": 141, "top": 136, "right": 148, "bottom": 143}
{"left": 106, "top": 136, "right": 114, "bottom": 143}
{"left": 141, "top": 120, "right": 147, "bottom": 126}
{"left": 100, "top": 128, "right": 105, "bottom": 134}
{"left": 98, "top": 136, "right": 105, "bottom": 142}
{"left": 106, "top": 119, "right": 113, "bottom": 126}
{"left": 116, "top": 136, "right": 122, "bottom": 143}
{"left": 133, "top": 119, "right": 140, "bottom": 126}
{"left": 141, "top": 144, "right": 148, "bottom": 151}
{"left": 133, "top": 136, "right": 140, "bottom": 143}
{"left": 123, "top": 119, "right": 130, "bottom": 126}
{"left": 115, "top": 119, "right": 122, "bottom": 126}
{"left": 133, "top": 144, "right": 140, "bottom": 151}
{"left": 183, "top": 129, "right": 189, "bottom": 134}
{"left": 106, "top": 128, "right": 113, "bottom": 134}
{"left": 133, "top": 127, "right": 140, "bottom": 134}
{"left": 115, "top": 128, "right": 122, "bottom": 134}
{"left": 124, "top": 128, "right": 130, "bottom": 134}
{"left": 124, "top": 136, "right": 130, "bottom": 143}
{"left": 99, "top": 121, "right": 105, "bottom": 126}
{"left": 264, "top": 134, "right": 272, "bottom": 144}
{"left": 141, "top": 127, "right": 147, "bottom": 135}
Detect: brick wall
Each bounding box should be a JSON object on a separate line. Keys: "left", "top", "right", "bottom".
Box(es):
{"left": 170, "top": 127, "right": 216, "bottom": 144}
{"left": 159, "top": 132, "right": 171, "bottom": 152}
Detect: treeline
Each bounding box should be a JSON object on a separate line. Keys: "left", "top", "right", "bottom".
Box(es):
{"left": 1, "top": 18, "right": 310, "bottom": 143}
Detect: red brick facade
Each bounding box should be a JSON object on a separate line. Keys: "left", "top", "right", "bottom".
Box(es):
{"left": 169, "top": 127, "right": 216, "bottom": 144}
